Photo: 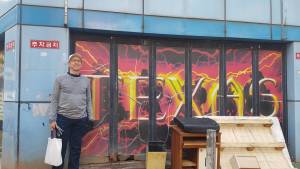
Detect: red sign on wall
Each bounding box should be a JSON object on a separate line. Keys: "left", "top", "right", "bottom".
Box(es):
{"left": 30, "top": 40, "right": 60, "bottom": 49}
{"left": 6, "top": 41, "right": 15, "bottom": 51}
{"left": 296, "top": 53, "right": 300, "bottom": 60}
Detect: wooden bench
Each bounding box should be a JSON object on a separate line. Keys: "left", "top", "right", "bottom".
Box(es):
{"left": 171, "top": 125, "right": 221, "bottom": 169}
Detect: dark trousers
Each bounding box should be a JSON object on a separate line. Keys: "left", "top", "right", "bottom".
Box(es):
{"left": 53, "top": 114, "right": 88, "bottom": 169}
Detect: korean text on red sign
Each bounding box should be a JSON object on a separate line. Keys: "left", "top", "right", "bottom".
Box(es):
{"left": 30, "top": 40, "right": 60, "bottom": 49}
{"left": 6, "top": 41, "right": 15, "bottom": 51}
{"left": 296, "top": 53, "right": 300, "bottom": 60}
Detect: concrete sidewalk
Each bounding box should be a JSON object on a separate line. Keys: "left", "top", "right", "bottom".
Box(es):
{"left": 0, "top": 159, "right": 298, "bottom": 169}
{"left": 80, "top": 161, "right": 145, "bottom": 169}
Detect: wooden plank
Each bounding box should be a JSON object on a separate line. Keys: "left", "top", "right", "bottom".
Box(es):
{"left": 182, "top": 160, "right": 197, "bottom": 167}
{"left": 233, "top": 126, "right": 255, "bottom": 143}
{"left": 221, "top": 142, "right": 285, "bottom": 149}
{"left": 220, "top": 126, "right": 236, "bottom": 143}
{"left": 206, "top": 129, "right": 216, "bottom": 169}
{"left": 230, "top": 155, "right": 260, "bottom": 169}
{"left": 183, "top": 141, "right": 206, "bottom": 148}
{"left": 198, "top": 148, "right": 206, "bottom": 169}
{"left": 206, "top": 117, "right": 273, "bottom": 126}
{"left": 183, "top": 141, "right": 221, "bottom": 148}
{"left": 260, "top": 148, "right": 292, "bottom": 169}
{"left": 220, "top": 148, "right": 294, "bottom": 169}
{"left": 220, "top": 125, "right": 275, "bottom": 144}
{"left": 248, "top": 126, "right": 275, "bottom": 143}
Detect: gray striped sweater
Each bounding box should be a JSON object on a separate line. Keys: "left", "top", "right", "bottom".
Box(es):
{"left": 49, "top": 73, "right": 94, "bottom": 122}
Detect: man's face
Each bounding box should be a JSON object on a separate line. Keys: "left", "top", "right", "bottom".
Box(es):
{"left": 68, "top": 56, "right": 82, "bottom": 72}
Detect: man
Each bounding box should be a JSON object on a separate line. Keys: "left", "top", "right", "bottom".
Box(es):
{"left": 49, "top": 53, "right": 94, "bottom": 169}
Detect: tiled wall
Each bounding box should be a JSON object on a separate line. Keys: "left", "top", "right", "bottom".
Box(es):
{"left": 0, "top": 0, "right": 293, "bottom": 27}
{"left": 3, "top": 25, "right": 19, "bottom": 102}
{"left": 2, "top": 25, "right": 69, "bottom": 169}
{"left": 21, "top": 25, "right": 68, "bottom": 102}
{"left": 0, "top": 0, "right": 18, "bottom": 17}
{"left": 287, "top": 42, "right": 300, "bottom": 161}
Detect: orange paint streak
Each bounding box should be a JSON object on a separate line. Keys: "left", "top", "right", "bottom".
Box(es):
{"left": 81, "top": 125, "right": 109, "bottom": 151}
{"left": 76, "top": 43, "right": 98, "bottom": 64}
{"left": 259, "top": 53, "right": 281, "bottom": 70}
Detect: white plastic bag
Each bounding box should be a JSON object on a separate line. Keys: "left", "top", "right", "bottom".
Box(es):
{"left": 44, "top": 137, "right": 63, "bottom": 166}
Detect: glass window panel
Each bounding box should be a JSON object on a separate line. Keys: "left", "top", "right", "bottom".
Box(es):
{"left": 156, "top": 46, "right": 185, "bottom": 142}
{"left": 117, "top": 44, "right": 149, "bottom": 155}
{"left": 75, "top": 41, "right": 110, "bottom": 158}
{"left": 259, "top": 50, "right": 283, "bottom": 122}
{"left": 226, "top": 47, "right": 253, "bottom": 116}
{"left": 191, "top": 47, "right": 220, "bottom": 116}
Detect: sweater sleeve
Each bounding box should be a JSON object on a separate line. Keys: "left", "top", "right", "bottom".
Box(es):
{"left": 49, "top": 78, "right": 60, "bottom": 123}
{"left": 86, "top": 79, "right": 94, "bottom": 121}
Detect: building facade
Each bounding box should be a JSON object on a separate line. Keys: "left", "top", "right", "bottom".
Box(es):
{"left": 0, "top": 0, "right": 300, "bottom": 169}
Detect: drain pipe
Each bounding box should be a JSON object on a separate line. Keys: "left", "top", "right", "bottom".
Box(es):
{"left": 64, "top": 0, "right": 68, "bottom": 27}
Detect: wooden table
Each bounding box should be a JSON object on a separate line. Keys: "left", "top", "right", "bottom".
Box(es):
{"left": 171, "top": 125, "right": 221, "bottom": 169}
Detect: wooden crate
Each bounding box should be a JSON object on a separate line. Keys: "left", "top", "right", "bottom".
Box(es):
{"left": 230, "top": 155, "right": 260, "bottom": 169}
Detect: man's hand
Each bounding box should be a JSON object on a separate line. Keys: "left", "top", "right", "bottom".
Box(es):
{"left": 50, "top": 121, "right": 57, "bottom": 130}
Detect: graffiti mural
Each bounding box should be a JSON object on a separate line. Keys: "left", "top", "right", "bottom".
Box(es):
{"left": 117, "top": 44, "right": 149, "bottom": 154}
{"left": 75, "top": 40, "right": 284, "bottom": 159}
{"left": 156, "top": 46, "right": 185, "bottom": 142}
{"left": 226, "top": 48, "right": 253, "bottom": 116}
{"left": 259, "top": 50, "right": 283, "bottom": 121}
{"left": 191, "top": 47, "right": 220, "bottom": 116}
{"left": 75, "top": 41, "right": 110, "bottom": 158}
